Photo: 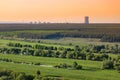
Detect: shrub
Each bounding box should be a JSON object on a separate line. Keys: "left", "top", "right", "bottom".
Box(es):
{"left": 73, "top": 62, "right": 78, "bottom": 69}
{"left": 16, "top": 73, "right": 26, "bottom": 80}
{"left": 36, "top": 70, "right": 41, "bottom": 76}
{"left": 102, "top": 60, "right": 114, "bottom": 69}
{"left": 34, "top": 62, "right": 41, "bottom": 65}
{"left": 76, "top": 65, "right": 82, "bottom": 70}
{"left": 116, "top": 65, "right": 120, "bottom": 73}
{"left": 73, "top": 62, "right": 82, "bottom": 70}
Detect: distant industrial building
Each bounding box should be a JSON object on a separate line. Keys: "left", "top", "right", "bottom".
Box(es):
{"left": 85, "top": 16, "right": 89, "bottom": 24}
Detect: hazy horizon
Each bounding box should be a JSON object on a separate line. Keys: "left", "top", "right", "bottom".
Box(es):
{"left": 0, "top": 0, "right": 120, "bottom": 23}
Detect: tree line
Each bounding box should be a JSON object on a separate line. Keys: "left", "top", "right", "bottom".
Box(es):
{"left": 0, "top": 69, "right": 62, "bottom": 80}
{"left": 0, "top": 28, "right": 120, "bottom": 42}
{"left": 102, "top": 55, "right": 120, "bottom": 73}
{"left": 0, "top": 42, "right": 119, "bottom": 62}
{"left": 54, "top": 62, "right": 82, "bottom": 70}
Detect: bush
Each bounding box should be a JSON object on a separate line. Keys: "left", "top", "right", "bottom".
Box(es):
{"left": 0, "top": 69, "right": 12, "bottom": 76}
{"left": 73, "top": 62, "right": 82, "bottom": 70}
{"left": 16, "top": 73, "right": 26, "bottom": 80}
{"left": 25, "top": 75, "right": 34, "bottom": 80}
{"left": 36, "top": 70, "right": 41, "bottom": 76}
{"left": 54, "top": 63, "right": 69, "bottom": 69}
{"left": 76, "top": 65, "right": 82, "bottom": 70}
{"left": 116, "top": 65, "right": 120, "bottom": 73}
{"left": 102, "top": 60, "right": 114, "bottom": 69}
{"left": 34, "top": 62, "right": 41, "bottom": 65}
{"left": 73, "top": 62, "right": 78, "bottom": 69}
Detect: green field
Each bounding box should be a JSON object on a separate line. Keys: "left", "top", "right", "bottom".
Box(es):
{"left": 0, "top": 37, "right": 119, "bottom": 48}
{"left": 0, "top": 54, "right": 120, "bottom": 80}
{"left": 0, "top": 38, "right": 119, "bottom": 80}
{"left": 0, "top": 39, "right": 74, "bottom": 48}
{"left": 0, "top": 29, "right": 120, "bottom": 80}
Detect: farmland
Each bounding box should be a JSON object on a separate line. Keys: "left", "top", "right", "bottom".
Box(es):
{"left": 0, "top": 54, "right": 120, "bottom": 80}
{"left": 0, "top": 23, "right": 120, "bottom": 80}
{"left": 0, "top": 38, "right": 120, "bottom": 80}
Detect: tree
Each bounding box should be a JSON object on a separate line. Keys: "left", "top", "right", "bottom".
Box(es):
{"left": 76, "top": 65, "right": 82, "bottom": 70}
{"left": 73, "top": 62, "right": 78, "bottom": 69}
{"left": 34, "top": 50, "right": 41, "bottom": 56}
{"left": 25, "top": 75, "right": 34, "bottom": 80}
{"left": 116, "top": 65, "right": 120, "bottom": 73}
{"left": 16, "top": 73, "right": 26, "bottom": 80}
{"left": 102, "top": 60, "right": 114, "bottom": 69}
{"left": 53, "top": 51, "right": 60, "bottom": 58}
{"left": 66, "top": 52, "right": 74, "bottom": 59}
{"left": 115, "top": 44, "right": 119, "bottom": 53}
{"left": 86, "top": 53, "right": 94, "bottom": 60}
{"left": 36, "top": 70, "right": 41, "bottom": 76}
{"left": 72, "top": 62, "right": 82, "bottom": 70}
{"left": 75, "top": 45, "right": 81, "bottom": 52}
{"left": 59, "top": 51, "right": 67, "bottom": 58}
{"left": 115, "top": 55, "right": 120, "bottom": 73}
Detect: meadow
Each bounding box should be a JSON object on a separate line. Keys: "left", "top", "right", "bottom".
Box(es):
{"left": 0, "top": 23, "right": 120, "bottom": 80}
{"left": 0, "top": 54, "right": 120, "bottom": 80}
{"left": 0, "top": 38, "right": 119, "bottom": 80}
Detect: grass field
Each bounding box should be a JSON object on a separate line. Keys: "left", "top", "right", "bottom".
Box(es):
{"left": 40, "top": 37, "right": 120, "bottom": 46}
{"left": 0, "top": 38, "right": 119, "bottom": 80}
{"left": 0, "top": 39, "right": 74, "bottom": 48}
{"left": 0, "top": 37, "right": 119, "bottom": 48}
{"left": 0, "top": 54, "right": 120, "bottom": 80}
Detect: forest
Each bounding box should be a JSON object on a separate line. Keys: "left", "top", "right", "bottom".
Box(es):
{"left": 0, "top": 23, "right": 120, "bottom": 42}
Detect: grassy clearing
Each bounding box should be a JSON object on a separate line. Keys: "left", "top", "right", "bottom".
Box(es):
{"left": 0, "top": 54, "right": 101, "bottom": 67}
{"left": 40, "top": 37, "right": 120, "bottom": 46}
{"left": 0, "top": 39, "right": 73, "bottom": 48}
{"left": 0, "top": 54, "right": 120, "bottom": 80}
{"left": 0, "top": 38, "right": 119, "bottom": 80}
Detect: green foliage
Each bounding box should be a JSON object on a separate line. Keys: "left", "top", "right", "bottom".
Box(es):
{"left": 0, "top": 43, "right": 114, "bottom": 61}
{"left": 0, "top": 37, "right": 119, "bottom": 80}
{"left": 86, "top": 53, "right": 94, "bottom": 60}
{"left": 36, "top": 70, "right": 41, "bottom": 76}
{"left": 0, "top": 70, "right": 34, "bottom": 80}
{"left": 115, "top": 55, "right": 120, "bottom": 73}
{"left": 54, "top": 63, "right": 70, "bottom": 69}
{"left": 34, "top": 62, "right": 41, "bottom": 65}
{"left": 16, "top": 73, "right": 26, "bottom": 80}
{"left": 116, "top": 65, "right": 120, "bottom": 73}
{"left": 0, "top": 54, "right": 120, "bottom": 80}
{"left": 102, "top": 60, "right": 114, "bottom": 69}
{"left": 76, "top": 65, "right": 82, "bottom": 70}
{"left": 54, "top": 62, "right": 82, "bottom": 70}
{"left": 1, "top": 25, "right": 120, "bottom": 42}
{"left": 73, "top": 62, "right": 82, "bottom": 70}
{"left": 73, "top": 62, "right": 78, "bottom": 69}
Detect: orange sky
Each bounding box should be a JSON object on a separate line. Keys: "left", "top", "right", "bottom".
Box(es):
{"left": 0, "top": 0, "right": 120, "bottom": 23}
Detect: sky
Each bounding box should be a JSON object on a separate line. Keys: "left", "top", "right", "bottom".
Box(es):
{"left": 0, "top": 0, "right": 120, "bottom": 23}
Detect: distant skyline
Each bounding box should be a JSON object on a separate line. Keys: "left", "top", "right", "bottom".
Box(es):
{"left": 0, "top": 0, "right": 120, "bottom": 23}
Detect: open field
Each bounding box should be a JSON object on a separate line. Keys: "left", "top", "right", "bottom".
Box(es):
{"left": 0, "top": 23, "right": 120, "bottom": 80}
{"left": 0, "top": 38, "right": 119, "bottom": 50}
{"left": 0, "top": 38, "right": 119, "bottom": 80}
{"left": 0, "top": 54, "right": 120, "bottom": 80}
{"left": 40, "top": 37, "right": 120, "bottom": 46}
{"left": 0, "top": 39, "right": 73, "bottom": 48}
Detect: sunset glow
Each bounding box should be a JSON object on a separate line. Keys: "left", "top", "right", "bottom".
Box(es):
{"left": 0, "top": 0, "right": 120, "bottom": 23}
